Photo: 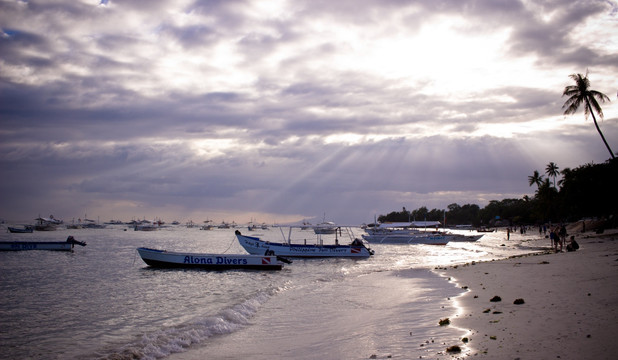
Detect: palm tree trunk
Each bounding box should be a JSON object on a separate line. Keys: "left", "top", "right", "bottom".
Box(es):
{"left": 587, "top": 102, "right": 616, "bottom": 159}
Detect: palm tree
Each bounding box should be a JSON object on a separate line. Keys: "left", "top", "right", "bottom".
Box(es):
{"left": 562, "top": 72, "right": 614, "bottom": 159}
{"left": 545, "top": 162, "right": 560, "bottom": 188}
{"left": 528, "top": 170, "right": 544, "bottom": 188}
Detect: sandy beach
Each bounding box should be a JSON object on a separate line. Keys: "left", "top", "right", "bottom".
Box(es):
{"left": 439, "top": 226, "right": 618, "bottom": 359}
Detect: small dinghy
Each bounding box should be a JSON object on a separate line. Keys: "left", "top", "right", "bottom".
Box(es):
{"left": 7, "top": 225, "right": 34, "bottom": 233}
{"left": 136, "top": 247, "right": 288, "bottom": 270}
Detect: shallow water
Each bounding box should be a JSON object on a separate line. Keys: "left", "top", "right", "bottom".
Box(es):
{"left": 0, "top": 225, "right": 541, "bottom": 359}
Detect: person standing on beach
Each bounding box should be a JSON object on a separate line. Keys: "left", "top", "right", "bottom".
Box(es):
{"left": 507, "top": 227, "right": 510, "bottom": 240}
{"left": 559, "top": 225, "right": 567, "bottom": 252}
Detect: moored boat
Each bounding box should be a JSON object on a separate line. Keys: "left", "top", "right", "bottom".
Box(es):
{"left": 235, "top": 229, "right": 374, "bottom": 258}
{"left": 7, "top": 225, "right": 34, "bottom": 233}
{"left": 313, "top": 221, "right": 337, "bottom": 234}
{"left": 136, "top": 247, "right": 287, "bottom": 270}
{"left": 0, "top": 236, "right": 86, "bottom": 251}
{"left": 362, "top": 222, "right": 450, "bottom": 244}
{"left": 361, "top": 231, "right": 452, "bottom": 245}
{"left": 362, "top": 222, "right": 483, "bottom": 244}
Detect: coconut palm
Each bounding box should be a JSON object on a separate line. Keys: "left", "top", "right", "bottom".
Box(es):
{"left": 545, "top": 162, "right": 560, "bottom": 188}
{"left": 528, "top": 170, "right": 544, "bottom": 188}
{"left": 562, "top": 72, "right": 614, "bottom": 159}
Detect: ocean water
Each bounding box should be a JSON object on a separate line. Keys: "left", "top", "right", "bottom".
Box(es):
{"left": 0, "top": 225, "right": 544, "bottom": 359}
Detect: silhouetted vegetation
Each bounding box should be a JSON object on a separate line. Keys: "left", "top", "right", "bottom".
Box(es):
{"left": 377, "top": 158, "right": 618, "bottom": 228}
{"left": 562, "top": 72, "right": 614, "bottom": 159}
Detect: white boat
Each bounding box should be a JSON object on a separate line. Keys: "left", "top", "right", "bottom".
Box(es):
{"left": 136, "top": 247, "right": 287, "bottom": 270}
{"left": 362, "top": 222, "right": 446, "bottom": 244}
{"left": 235, "top": 229, "right": 374, "bottom": 258}
{"left": 34, "top": 216, "right": 62, "bottom": 231}
{"left": 313, "top": 221, "right": 337, "bottom": 234}
{"left": 362, "top": 222, "right": 481, "bottom": 244}
{"left": 362, "top": 232, "right": 452, "bottom": 245}
{"left": 0, "top": 236, "right": 86, "bottom": 251}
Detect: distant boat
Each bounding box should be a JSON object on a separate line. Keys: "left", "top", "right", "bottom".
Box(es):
{"left": 300, "top": 220, "right": 312, "bottom": 230}
{"left": 134, "top": 224, "right": 158, "bottom": 231}
{"left": 7, "top": 225, "right": 34, "bottom": 233}
{"left": 104, "top": 220, "right": 124, "bottom": 225}
{"left": 362, "top": 231, "right": 452, "bottom": 245}
{"left": 0, "top": 236, "right": 86, "bottom": 251}
{"left": 218, "top": 221, "right": 233, "bottom": 229}
{"left": 313, "top": 221, "right": 337, "bottom": 234}
{"left": 34, "top": 216, "right": 62, "bottom": 231}
{"left": 81, "top": 219, "right": 106, "bottom": 229}
{"left": 136, "top": 247, "right": 287, "bottom": 270}
{"left": 362, "top": 222, "right": 481, "bottom": 244}
{"left": 235, "top": 229, "right": 374, "bottom": 258}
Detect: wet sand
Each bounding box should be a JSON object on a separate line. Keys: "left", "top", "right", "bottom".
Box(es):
{"left": 439, "top": 229, "right": 618, "bottom": 359}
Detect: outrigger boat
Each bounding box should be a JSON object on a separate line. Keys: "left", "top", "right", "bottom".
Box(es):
{"left": 136, "top": 247, "right": 289, "bottom": 270}
{"left": 362, "top": 222, "right": 482, "bottom": 245}
{"left": 235, "top": 228, "right": 374, "bottom": 258}
{"left": 362, "top": 231, "right": 452, "bottom": 245}
{"left": 0, "top": 236, "right": 86, "bottom": 251}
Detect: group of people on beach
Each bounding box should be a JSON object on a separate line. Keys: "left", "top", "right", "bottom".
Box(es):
{"left": 547, "top": 225, "right": 579, "bottom": 252}
{"left": 505, "top": 225, "right": 530, "bottom": 240}
{"left": 507, "top": 224, "right": 579, "bottom": 252}
{"left": 548, "top": 225, "right": 568, "bottom": 251}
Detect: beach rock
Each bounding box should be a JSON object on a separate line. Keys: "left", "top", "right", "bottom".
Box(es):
{"left": 446, "top": 345, "right": 461, "bottom": 353}
{"left": 490, "top": 296, "right": 502, "bottom": 302}
{"left": 439, "top": 318, "right": 450, "bottom": 326}
{"left": 514, "top": 298, "right": 525, "bottom": 305}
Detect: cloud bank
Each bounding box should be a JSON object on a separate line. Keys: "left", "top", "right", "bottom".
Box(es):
{"left": 1, "top": 0, "right": 617, "bottom": 224}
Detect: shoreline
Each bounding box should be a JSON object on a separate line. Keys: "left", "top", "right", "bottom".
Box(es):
{"left": 436, "top": 228, "right": 618, "bottom": 359}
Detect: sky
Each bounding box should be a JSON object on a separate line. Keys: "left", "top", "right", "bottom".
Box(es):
{"left": 1, "top": 0, "right": 617, "bottom": 225}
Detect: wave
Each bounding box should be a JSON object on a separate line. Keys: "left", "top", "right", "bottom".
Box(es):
{"left": 95, "top": 287, "right": 281, "bottom": 360}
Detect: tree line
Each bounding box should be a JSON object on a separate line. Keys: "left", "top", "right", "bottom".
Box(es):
{"left": 378, "top": 158, "right": 617, "bottom": 227}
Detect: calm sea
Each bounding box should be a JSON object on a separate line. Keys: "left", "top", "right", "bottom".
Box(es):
{"left": 0, "top": 225, "right": 543, "bottom": 359}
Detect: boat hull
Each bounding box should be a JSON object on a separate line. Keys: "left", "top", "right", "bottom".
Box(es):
{"left": 137, "top": 247, "right": 284, "bottom": 270}
{"left": 0, "top": 241, "right": 74, "bottom": 251}
{"left": 236, "top": 234, "right": 373, "bottom": 258}
{"left": 7, "top": 227, "right": 33, "bottom": 233}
